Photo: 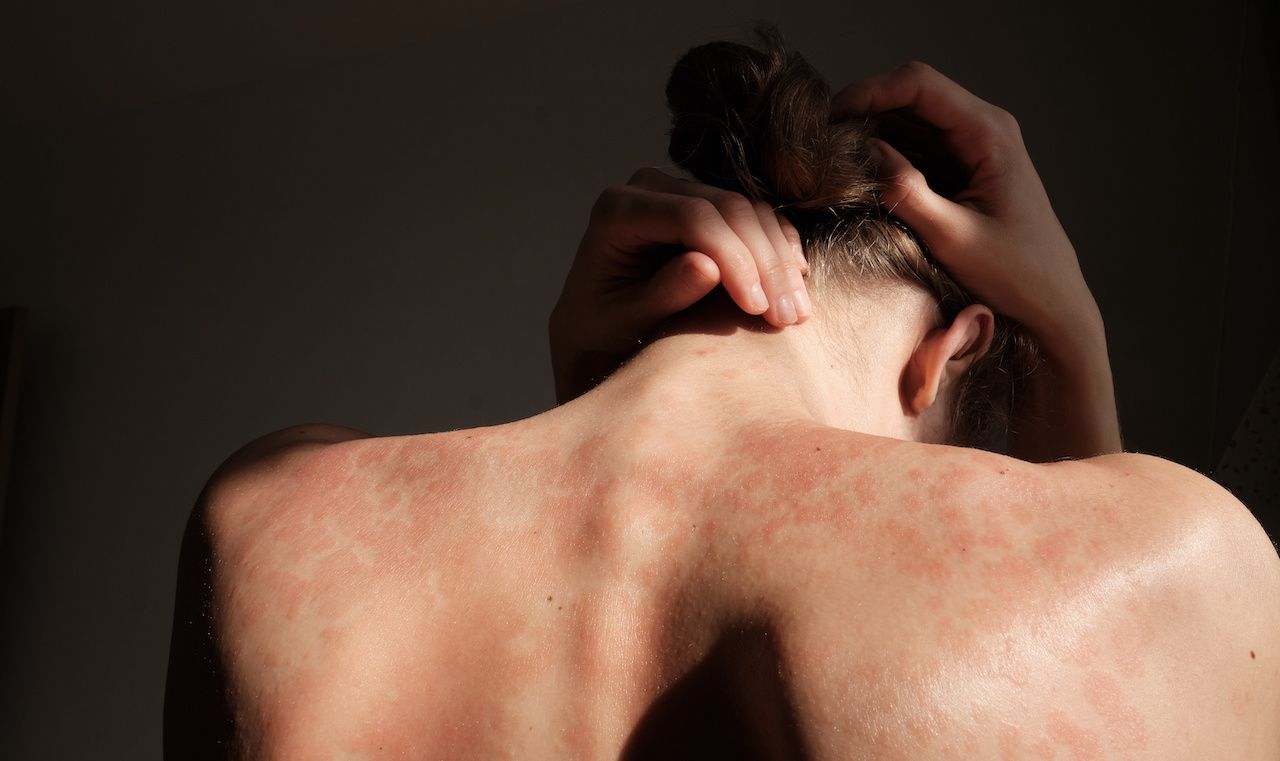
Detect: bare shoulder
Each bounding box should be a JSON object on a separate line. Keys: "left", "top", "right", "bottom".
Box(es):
{"left": 961, "top": 447, "right": 1280, "bottom": 620}
{"left": 1050, "top": 451, "right": 1279, "bottom": 577}
{"left": 168, "top": 422, "right": 524, "bottom": 758}
{"left": 203, "top": 422, "right": 371, "bottom": 503}
{"left": 193, "top": 423, "right": 375, "bottom": 542}
{"left": 164, "top": 422, "right": 373, "bottom": 760}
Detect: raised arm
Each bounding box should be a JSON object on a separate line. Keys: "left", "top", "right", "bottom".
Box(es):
{"left": 832, "top": 62, "right": 1122, "bottom": 461}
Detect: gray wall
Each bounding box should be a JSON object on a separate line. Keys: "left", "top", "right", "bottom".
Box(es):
{"left": 1, "top": 1, "right": 1275, "bottom": 758}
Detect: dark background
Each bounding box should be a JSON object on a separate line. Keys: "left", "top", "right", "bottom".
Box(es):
{"left": 1, "top": 1, "right": 1276, "bottom": 758}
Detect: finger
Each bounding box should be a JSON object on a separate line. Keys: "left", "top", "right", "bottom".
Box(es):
{"left": 590, "top": 184, "right": 768, "bottom": 314}
{"left": 754, "top": 202, "right": 811, "bottom": 324}
{"left": 624, "top": 169, "right": 803, "bottom": 326}
{"left": 870, "top": 137, "right": 979, "bottom": 263}
{"left": 631, "top": 250, "right": 721, "bottom": 324}
{"left": 776, "top": 213, "right": 807, "bottom": 276}
{"left": 831, "top": 62, "right": 1016, "bottom": 171}
{"left": 715, "top": 196, "right": 802, "bottom": 327}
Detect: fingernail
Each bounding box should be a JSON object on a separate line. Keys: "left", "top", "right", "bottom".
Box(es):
{"left": 776, "top": 294, "right": 797, "bottom": 325}
{"left": 793, "top": 288, "right": 812, "bottom": 320}
{"left": 749, "top": 283, "right": 769, "bottom": 313}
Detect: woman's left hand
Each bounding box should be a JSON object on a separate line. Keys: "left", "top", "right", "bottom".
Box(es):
{"left": 549, "top": 167, "right": 809, "bottom": 403}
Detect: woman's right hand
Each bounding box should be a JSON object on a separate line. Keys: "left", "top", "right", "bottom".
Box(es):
{"left": 549, "top": 167, "right": 810, "bottom": 403}
{"left": 832, "top": 61, "right": 1103, "bottom": 350}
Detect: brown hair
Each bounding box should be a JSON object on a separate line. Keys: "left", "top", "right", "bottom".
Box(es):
{"left": 665, "top": 23, "right": 1038, "bottom": 448}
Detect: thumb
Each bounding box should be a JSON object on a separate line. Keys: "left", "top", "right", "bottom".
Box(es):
{"left": 869, "top": 137, "right": 974, "bottom": 256}
{"left": 630, "top": 250, "right": 721, "bottom": 325}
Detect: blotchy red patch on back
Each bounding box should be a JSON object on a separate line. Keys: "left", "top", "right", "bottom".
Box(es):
{"left": 1081, "top": 670, "right": 1147, "bottom": 751}
{"left": 928, "top": 462, "right": 977, "bottom": 503}
{"left": 1033, "top": 529, "right": 1076, "bottom": 573}
{"left": 1046, "top": 710, "right": 1101, "bottom": 760}
{"left": 982, "top": 555, "right": 1037, "bottom": 592}
{"left": 881, "top": 518, "right": 954, "bottom": 585}
{"left": 1109, "top": 594, "right": 1156, "bottom": 678}
{"left": 999, "top": 723, "right": 1034, "bottom": 760}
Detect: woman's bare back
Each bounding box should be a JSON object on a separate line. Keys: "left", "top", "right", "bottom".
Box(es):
{"left": 167, "top": 414, "right": 1280, "bottom": 760}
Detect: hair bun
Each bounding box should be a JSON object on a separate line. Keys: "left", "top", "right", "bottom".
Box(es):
{"left": 665, "top": 24, "right": 877, "bottom": 212}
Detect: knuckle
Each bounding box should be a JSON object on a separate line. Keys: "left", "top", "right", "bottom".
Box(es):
{"left": 713, "top": 192, "right": 756, "bottom": 222}
{"left": 759, "top": 258, "right": 796, "bottom": 280}
{"left": 676, "top": 196, "right": 719, "bottom": 226}
{"left": 626, "top": 166, "right": 664, "bottom": 186}
{"left": 882, "top": 167, "right": 928, "bottom": 210}
{"left": 989, "top": 107, "right": 1022, "bottom": 136}
{"left": 682, "top": 256, "right": 716, "bottom": 285}
{"left": 588, "top": 185, "right": 627, "bottom": 221}
{"left": 899, "top": 60, "right": 936, "bottom": 78}
{"left": 894, "top": 165, "right": 929, "bottom": 193}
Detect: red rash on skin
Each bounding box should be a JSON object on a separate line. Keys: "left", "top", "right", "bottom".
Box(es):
{"left": 998, "top": 469, "right": 1050, "bottom": 526}
{"left": 1081, "top": 670, "right": 1148, "bottom": 751}
{"left": 1109, "top": 594, "right": 1157, "bottom": 679}
{"left": 974, "top": 500, "right": 1013, "bottom": 549}
{"left": 207, "top": 415, "right": 1229, "bottom": 759}
{"left": 1046, "top": 710, "right": 1102, "bottom": 761}
{"left": 1049, "top": 627, "right": 1104, "bottom": 670}
{"left": 1030, "top": 736, "right": 1059, "bottom": 759}
{"left": 851, "top": 470, "right": 876, "bottom": 505}
{"left": 1033, "top": 528, "right": 1077, "bottom": 574}
{"left": 1009, "top": 502, "right": 1036, "bottom": 526}
{"left": 882, "top": 518, "right": 954, "bottom": 585}
{"left": 999, "top": 724, "right": 1024, "bottom": 760}
{"left": 927, "top": 463, "right": 976, "bottom": 503}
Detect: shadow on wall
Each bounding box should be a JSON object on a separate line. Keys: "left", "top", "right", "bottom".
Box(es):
{"left": 0, "top": 308, "right": 24, "bottom": 542}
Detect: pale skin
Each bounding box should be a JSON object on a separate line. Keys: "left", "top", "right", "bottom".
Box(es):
{"left": 165, "top": 63, "right": 1280, "bottom": 759}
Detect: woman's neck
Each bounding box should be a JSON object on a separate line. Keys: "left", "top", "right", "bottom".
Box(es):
{"left": 559, "top": 292, "right": 932, "bottom": 445}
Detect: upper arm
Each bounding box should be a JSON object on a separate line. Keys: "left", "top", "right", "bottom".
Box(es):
{"left": 163, "top": 423, "right": 371, "bottom": 760}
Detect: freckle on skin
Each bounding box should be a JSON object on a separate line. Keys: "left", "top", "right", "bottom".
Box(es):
{"left": 1250, "top": 650, "right": 1256, "bottom": 659}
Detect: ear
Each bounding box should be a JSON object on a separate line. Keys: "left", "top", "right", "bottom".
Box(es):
{"left": 902, "top": 304, "right": 995, "bottom": 416}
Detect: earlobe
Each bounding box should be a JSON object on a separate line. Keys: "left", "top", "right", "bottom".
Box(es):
{"left": 902, "top": 304, "right": 995, "bottom": 416}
